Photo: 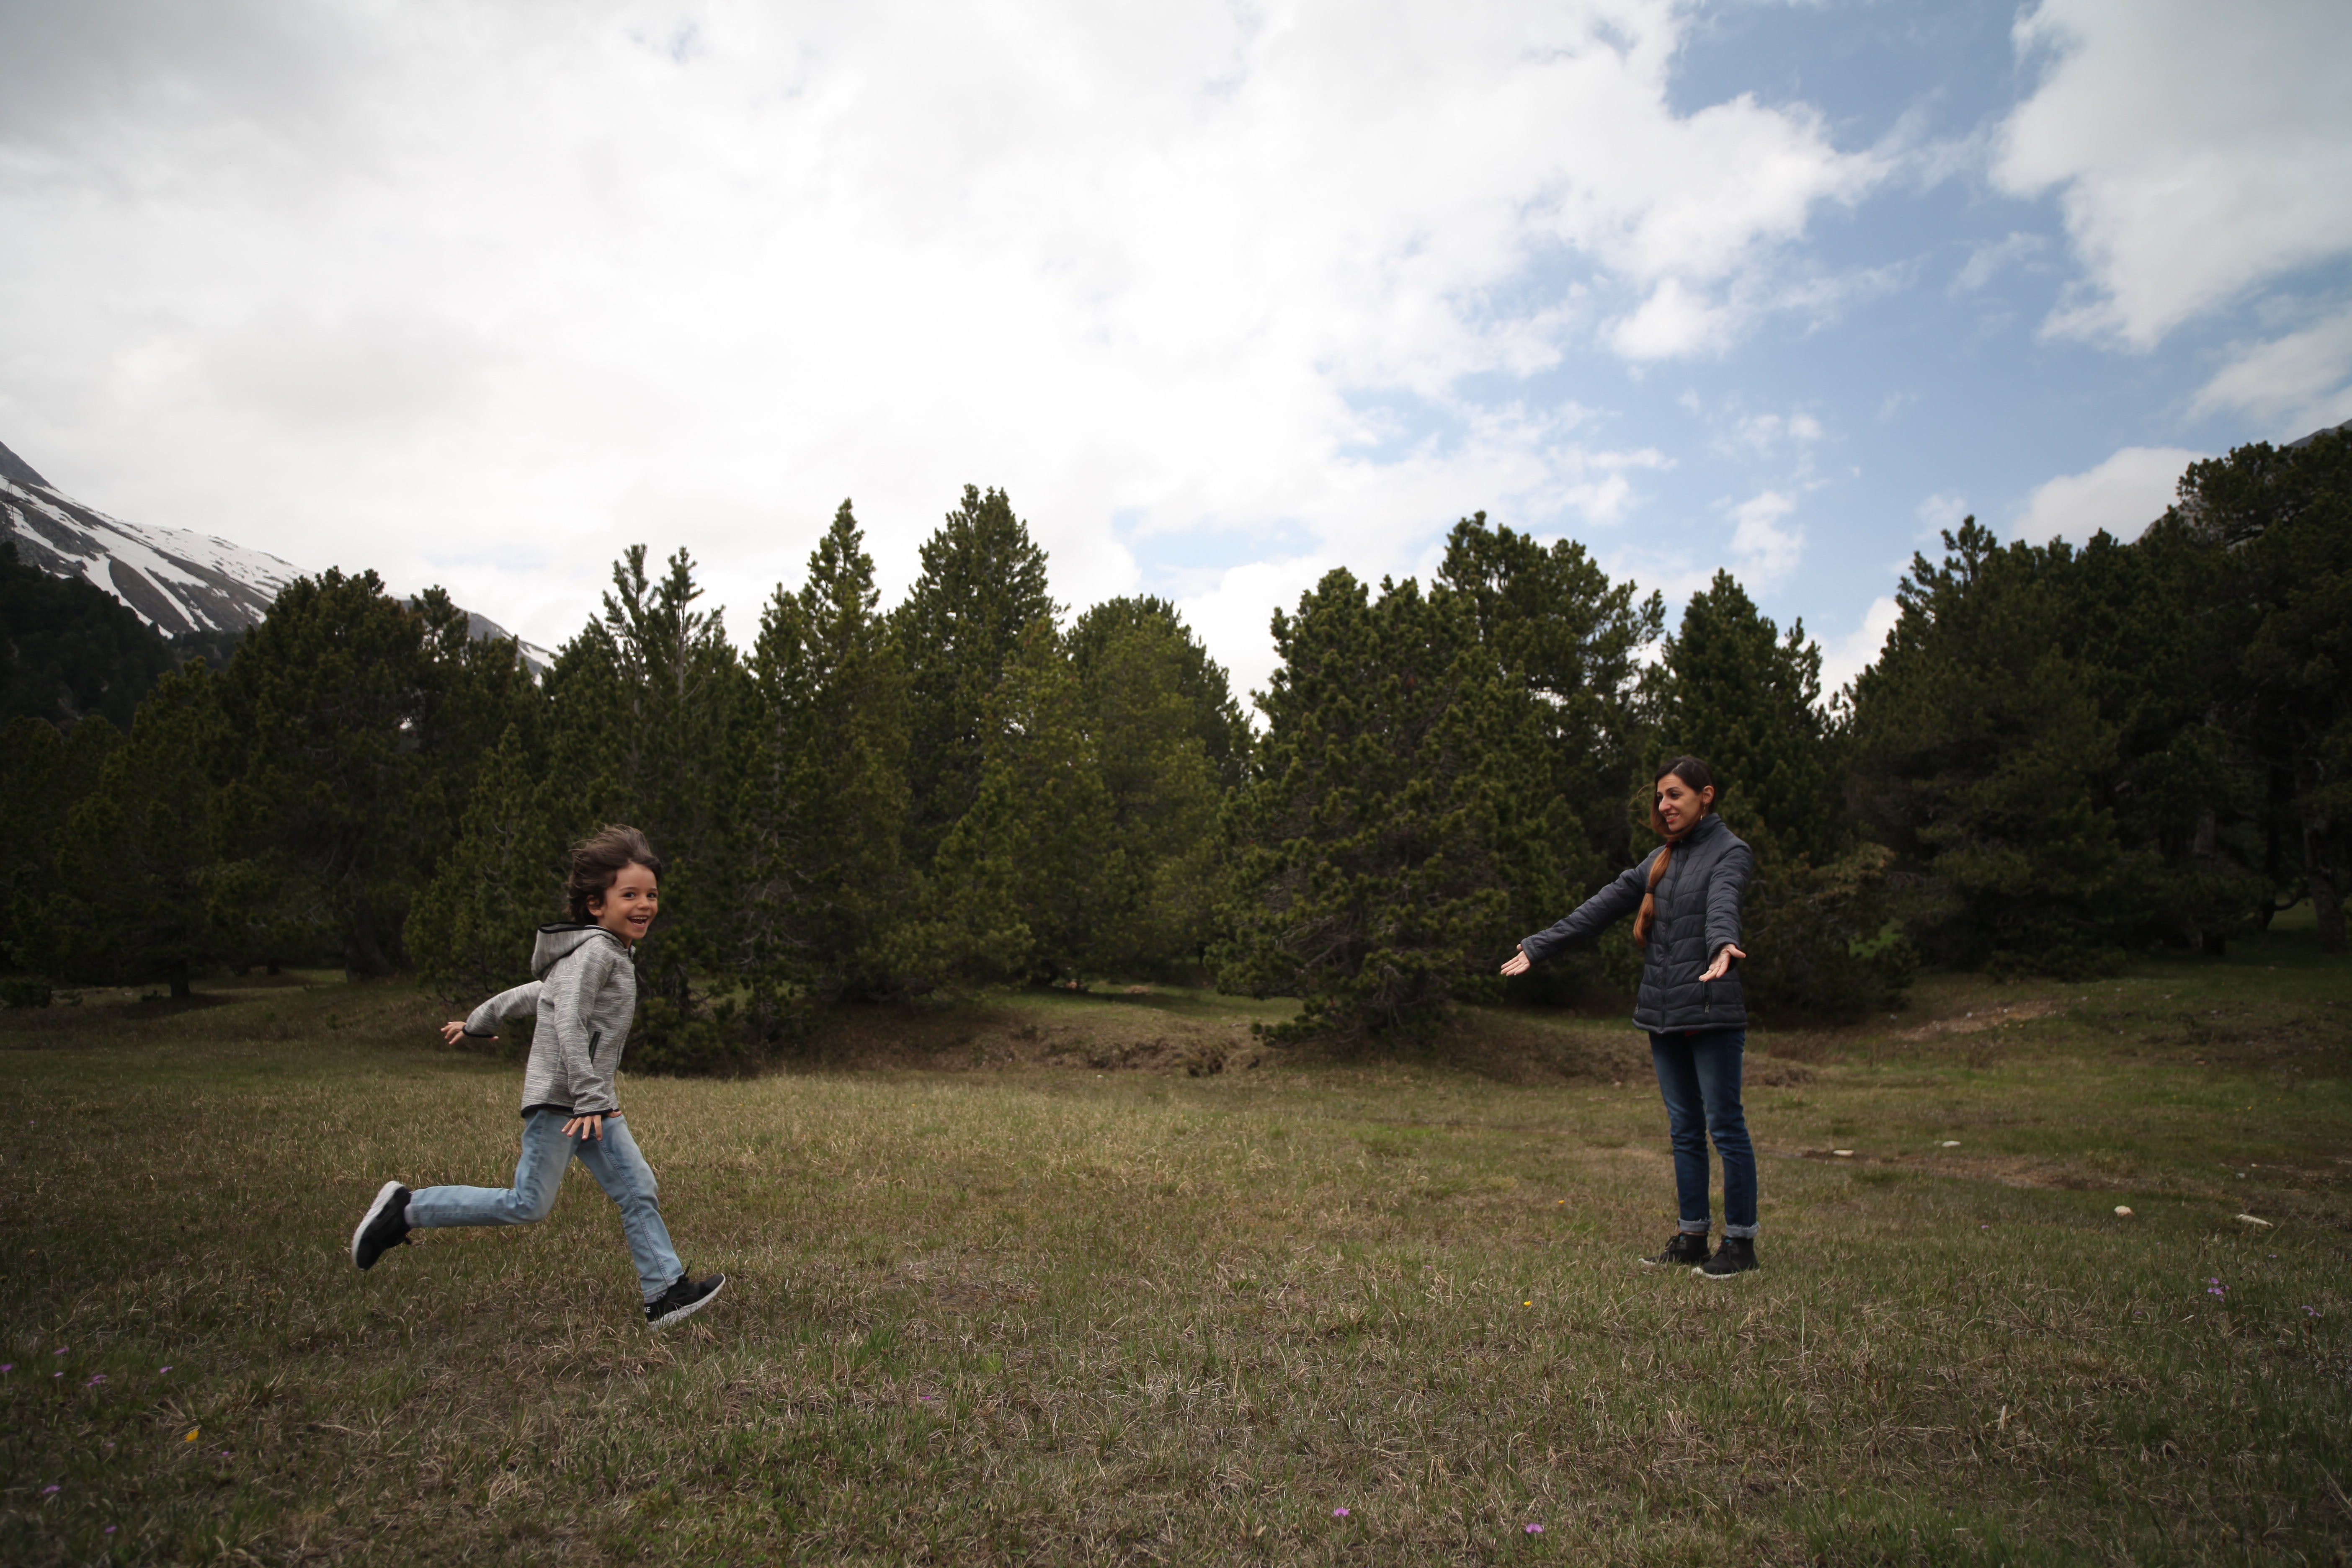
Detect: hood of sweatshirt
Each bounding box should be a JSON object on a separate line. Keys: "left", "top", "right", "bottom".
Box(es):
{"left": 530, "top": 922, "right": 626, "bottom": 979}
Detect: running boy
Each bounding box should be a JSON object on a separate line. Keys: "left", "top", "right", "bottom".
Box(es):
{"left": 348, "top": 824, "right": 725, "bottom": 1329}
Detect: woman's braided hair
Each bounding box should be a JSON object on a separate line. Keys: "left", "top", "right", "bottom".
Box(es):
{"left": 1631, "top": 756, "right": 1718, "bottom": 948}
{"left": 565, "top": 824, "right": 664, "bottom": 923}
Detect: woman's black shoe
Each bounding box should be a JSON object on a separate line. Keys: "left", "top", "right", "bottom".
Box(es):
{"left": 1695, "top": 1237, "right": 1759, "bottom": 1278}
{"left": 1641, "top": 1233, "right": 1711, "bottom": 1267}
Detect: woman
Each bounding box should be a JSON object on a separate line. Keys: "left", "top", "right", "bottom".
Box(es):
{"left": 1501, "top": 756, "right": 1759, "bottom": 1277}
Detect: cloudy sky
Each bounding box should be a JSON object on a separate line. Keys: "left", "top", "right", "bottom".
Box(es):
{"left": 3, "top": 0, "right": 2349, "bottom": 698}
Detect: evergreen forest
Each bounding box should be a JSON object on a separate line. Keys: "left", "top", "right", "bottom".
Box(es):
{"left": 4, "top": 433, "right": 2347, "bottom": 1065}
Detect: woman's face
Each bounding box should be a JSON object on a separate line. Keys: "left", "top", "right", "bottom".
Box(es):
{"left": 1655, "top": 774, "right": 1715, "bottom": 836}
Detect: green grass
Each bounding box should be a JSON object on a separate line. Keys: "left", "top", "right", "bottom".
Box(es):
{"left": 3, "top": 925, "right": 2349, "bottom": 1565}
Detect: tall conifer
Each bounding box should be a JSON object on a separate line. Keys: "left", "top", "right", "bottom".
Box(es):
{"left": 48, "top": 664, "right": 226, "bottom": 997}
{"left": 404, "top": 723, "right": 567, "bottom": 1003}
{"left": 743, "top": 502, "right": 914, "bottom": 1003}
{"left": 1071, "top": 601, "right": 1233, "bottom": 973}
{"left": 929, "top": 619, "right": 1120, "bottom": 984}
{"left": 1659, "top": 570, "right": 1836, "bottom": 861}
{"left": 892, "top": 487, "right": 1056, "bottom": 861}
{"left": 1218, "top": 570, "right": 1555, "bottom": 1035}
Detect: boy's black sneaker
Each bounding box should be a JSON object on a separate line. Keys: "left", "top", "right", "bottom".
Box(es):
{"left": 351, "top": 1181, "right": 413, "bottom": 1270}
{"left": 1640, "top": 1232, "right": 1711, "bottom": 1268}
{"left": 1695, "top": 1237, "right": 1759, "bottom": 1279}
{"left": 646, "top": 1272, "right": 726, "bottom": 1329}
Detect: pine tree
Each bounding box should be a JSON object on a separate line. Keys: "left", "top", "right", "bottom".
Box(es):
{"left": 741, "top": 502, "right": 914, "bottom": 1005}
{"left": 544, "top": 546, "right": 750, "bottom": 1068}
{"left": 2065, "top": 526, "right": 2267, "bottom": 953}
{"left": 1849, "top": 520, "right": 2128, "bottom": 975}
{"left": 2166, "top": 430, "right": 2352, "bottom": 951}
{"left": 0, "top": 714, "right": 120, "bottom": 975}
{"left": 929, "top": 619, "right": 1121, "bottom": 984}
{"left": 1436, "top": 513, "right": 1662, "bottom": 883}
{"left": 1659, "top": 570, "right": 1836, "bottom": 861}
{"left": 47, "top": 664, "right": 227, "bottom": 997}
{"left": 1068, "top": 596, "right": 1251, "bottom": 790}
{"left": 1218, "top": 570, "right": 1556, "bottom": 1035}
{"left": 211, "top": 570, "right": 434, "bottom": 975}
{"left": 0, "top": 539, "right": 175, "bottom": 730}
{"left": 1657, "top": 571, "right": 1908, "bottom": 1019}
{"left": 1070, "top": 601, "right": 1233, "bottom": 974}
{"left": 892, "top": 486, "right": 1057, "bottom": 862}
{"left": 404, "top": 723, "right": 568, "bottom": 1003}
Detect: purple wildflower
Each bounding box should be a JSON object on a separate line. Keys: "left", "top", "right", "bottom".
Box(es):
{"left": 1333, "top": 1507, "right": 1350, "bottom": 1518}
{"left": 159, "top": 1367, "right": 172, "bottom": 1375}
{"left": 105, "top": 1526, "right": 116, "bottom": 1535}
{"left": 2303, "top": 1306, "right": 2320, "bottom": 1316}
{"left": 1526, "top": 1523, "right": 1544, "bottom": 1534}
{"left": 41, "top": 1484, "right": 59, "bottom": 1496}
{"left": 1, "top": 1364, "right": 12, "bottom": 1373}
{"left": 86, "top": 1373, "right": 106, "bottom": 1386}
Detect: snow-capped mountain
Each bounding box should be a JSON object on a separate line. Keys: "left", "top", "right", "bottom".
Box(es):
{"left": 2, "top": 439, "right": 299, "bottom": 636}
{"left": 1, "top": 438, "right": 552, "bottom": 667}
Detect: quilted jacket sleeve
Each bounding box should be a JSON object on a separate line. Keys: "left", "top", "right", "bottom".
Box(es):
{"left": 1704, "top": 841, "right": 1754, "bottom": 961}
{"left": 1520, "top": 854, "right": 1655, "bottom": 965}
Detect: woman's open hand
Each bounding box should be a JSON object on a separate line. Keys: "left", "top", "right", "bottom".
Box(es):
{"left": 1499, "top": 946, "right": 1531, "bottom": 977}
{"left": 1701, "top": 943, "right": 1746, "bottom": 983}
{"left": 439, "top": 1020, "right": 474, "bottom": 1046}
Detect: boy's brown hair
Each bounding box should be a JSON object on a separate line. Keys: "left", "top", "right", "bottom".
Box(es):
{"left": 566, "top": 825, "right": 664, "bottom": 923}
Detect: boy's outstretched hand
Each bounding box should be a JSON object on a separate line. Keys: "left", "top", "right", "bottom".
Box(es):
{"left": 1499, "top": 945, "right": 1531, "bottom": 977}
{"left": 439, "top": 1020, "right": 475, "bottom": 1046}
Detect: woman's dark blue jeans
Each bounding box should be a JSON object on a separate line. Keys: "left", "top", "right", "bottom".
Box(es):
{"left": 1648, "top": 1027, "right": 1757, "bottom": 1238}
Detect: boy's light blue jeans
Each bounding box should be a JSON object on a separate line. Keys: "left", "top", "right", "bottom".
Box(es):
{"left": 407, "top": 1110, "right": 683, "bottom": 1302}
{"left": 1649, "top": 1027, "right": 1759, "bottom": 1240}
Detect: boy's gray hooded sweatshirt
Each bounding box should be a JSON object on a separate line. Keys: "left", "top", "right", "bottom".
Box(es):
{"left": 463, "top": 924, "right": 635, "bottom": 1117}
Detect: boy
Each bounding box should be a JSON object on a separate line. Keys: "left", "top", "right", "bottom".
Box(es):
{"left": 349, "top": 825, "right": 725, "bottom": 1329}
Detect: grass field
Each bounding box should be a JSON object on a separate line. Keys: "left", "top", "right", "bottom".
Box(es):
{"left": 4, "top": 921, "right": 2349, "bottom": 1565}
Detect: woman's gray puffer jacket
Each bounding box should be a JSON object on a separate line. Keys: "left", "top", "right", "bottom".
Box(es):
{"left": 463, "top": 924, "right": 636, "bottom": 1117}
{"left": 1519, "top": 812, "right": 1754, "bottom": 1033}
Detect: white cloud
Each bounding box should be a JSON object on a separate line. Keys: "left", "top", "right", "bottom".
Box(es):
{"left": 1719, "top": 408, "right": 1823, "bottom": 457}
{"left": 1994, "top": 0, "right": 2352, "bottom": 348}
{"left": 0, "top": 0, "right": 1887, "bottom": 681}
{"left": 1611, "top": 278, "right": 1741, "bottom": 361}
{"left": 1915, "top": 491, "right": 1969, "bottom": 538}
{"left": 1951, "top": 232, "right": 2045, "bottom": 294}
{"left": 2012, "top": 446, "right": 2204, "bottom": 546}
{"left": 1821, "top": 593, "right": 1900, "bottom": 696}
{"left": 1727, "top": 489, "right": 1803, "bottom": 586}
{"left": 2192, "top": 302, "right": 2352, "bottom": 433}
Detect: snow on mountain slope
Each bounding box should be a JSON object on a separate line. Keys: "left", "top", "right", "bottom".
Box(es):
{"left": 1, "top": 439, "right": 298, "bottom": 635}
{"left": 0, "top": 437, "right": 553, "bottom": 668}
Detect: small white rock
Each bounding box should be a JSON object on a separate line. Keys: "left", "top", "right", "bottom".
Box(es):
{"left": 2236, "top": 1213, "right": 2274, "bottom": 1228}
{"left": 1941, "top": 1140, "right": 1961, "bottom": 1148}
{"left": 1833, "top": 1149, "right": 1854, "bottom": 1157}
{"left": 2114, "top": 1206, "right": 2133, "bottom": 1217}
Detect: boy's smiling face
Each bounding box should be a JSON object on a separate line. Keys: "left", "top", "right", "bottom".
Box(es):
{"left": 588, "top": 861, "right": 659, "bottom": 946}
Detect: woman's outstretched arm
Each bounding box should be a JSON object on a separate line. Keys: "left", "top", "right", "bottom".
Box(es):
{"left": 1502, "top": 855, "right": 1653, "bottom": 974}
